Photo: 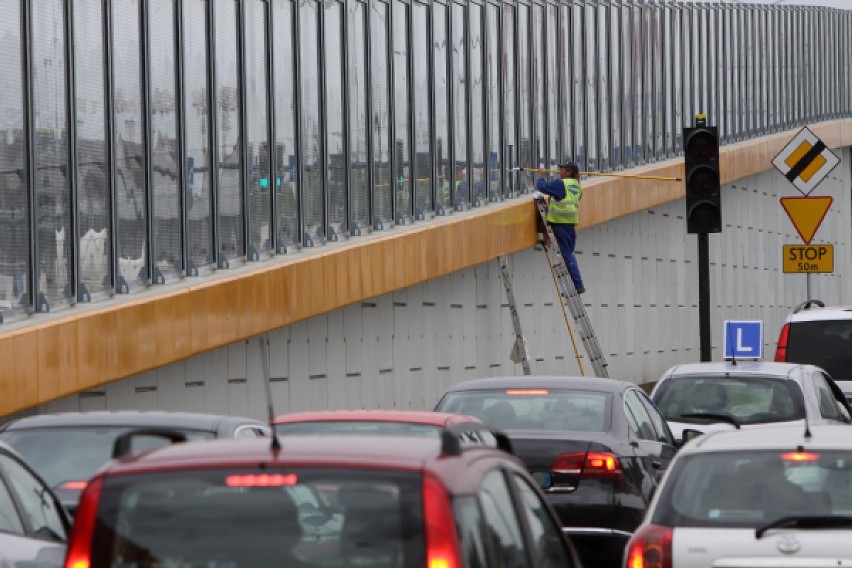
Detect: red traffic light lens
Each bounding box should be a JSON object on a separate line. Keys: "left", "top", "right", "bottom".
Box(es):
{"left": 685, "top": 130, "right": 718, "bottom": 160}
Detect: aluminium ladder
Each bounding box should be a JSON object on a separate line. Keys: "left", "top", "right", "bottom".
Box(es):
{"left": 534, "top": 199, "right": 609, "bottom": 378}
{"left": 498, "top": 255, "right": 532, "bottom": 376}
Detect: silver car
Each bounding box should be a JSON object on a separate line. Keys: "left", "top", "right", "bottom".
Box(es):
{"left": 650, "top": 361, "right": 851, "bottom": 443}
{"left": 626, "top": 425, "right": 852, "bottom": 568}
{"left": 0, "top": 440, "right": 69, "bottom": 567}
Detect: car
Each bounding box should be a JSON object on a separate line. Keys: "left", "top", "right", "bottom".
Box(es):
{"left": 63, "top": 425, "right": 583, "bottom": 568}
{"left": 433, "top": 376, "right": 677, "bottom": 568}
{"left": 650, "top": 360, "right": 852, "bottom": 443}
{"left": 0, "top": 440, "right": 70, "bottom": 568}
{"left": 0, "top": 411, "right": 269, "bottom": 515}
{"left": 626, "top": 424, "right": 852, "bottom": 568}
{"left": 272, "top": 409, "right": 484, "bottom": 436}
{"left": 775, "top": 299, "right": 852, "bottom": 380}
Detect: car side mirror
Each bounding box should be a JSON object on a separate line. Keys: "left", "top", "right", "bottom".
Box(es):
{"left": 679, "top": 428, "right": 703, "bottom": 446}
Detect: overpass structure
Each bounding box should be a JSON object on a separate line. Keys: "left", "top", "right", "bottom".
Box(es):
{"left": 0, "top": 1, "right": 850, "bottom": 418}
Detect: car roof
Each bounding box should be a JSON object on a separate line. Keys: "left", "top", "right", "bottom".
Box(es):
{"left": 272, "top": 409, "right": 482, "bottom": 426}
{"left": 96, "top": 435, "right": 502, "bottom": 478}
{"left": 660, "top": 360, "right": 810, "bottom": 379}
{"left": 680, "top": 424, "right": 852, "bottom": 454}
{"left": 440, "top": 375, "right": 634, "bottom": 394}
{"left": 0, "top": 411, "right": 264, "bottom": 432}
{"left": 787, "top": 305, "right": 852, "bottom": 322}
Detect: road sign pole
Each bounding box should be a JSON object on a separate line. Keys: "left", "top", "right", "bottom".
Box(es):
{"left": 698, "top": 232, "right": 711, "bottom": 362}
{"left": 806, "top": 273, "right": 812, "bottom": 300}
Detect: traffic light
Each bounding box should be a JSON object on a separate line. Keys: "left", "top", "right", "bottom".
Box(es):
{"left": 683, "top": 118, "right": 721, "bottom": 234}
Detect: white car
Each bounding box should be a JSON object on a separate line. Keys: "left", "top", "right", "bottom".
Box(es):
{"left": 625, "top": 425, "right": 852, "bottom": 568}
{"left": 650, "top": 361, "right": 851, "bottom": 443}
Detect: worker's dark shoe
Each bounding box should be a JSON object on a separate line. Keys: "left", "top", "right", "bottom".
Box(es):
{"left": 577, "top": 287, "right": 586, "bottom": 295}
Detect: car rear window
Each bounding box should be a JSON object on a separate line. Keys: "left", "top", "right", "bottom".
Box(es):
{"left": 0, "top": 427, "right": 214, "bottom": 487}
{"left": 91, "top": 468, "right": 424, "bottom": 568}
{"left": 436, "top": 389, "right": 611, "bottom": 432}
{"left": 275, "top": 421, "right": 441, "bottom": 437}
{"left": 652, "top": 450, "right": 852, "bottom": 528}
{"left": 787, "top": 320, "right": 852, "bottom": 381}
{"left": 0, "top": 428, "right": 214, "bottom": 488}
{"left": 652, "top": 376, "right": 805, "bottom": 425}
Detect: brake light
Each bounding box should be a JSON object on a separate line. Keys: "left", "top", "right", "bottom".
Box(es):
{"left": 506, "top": 389, "right": 549, "bottom": 395}
{"left": 551, "top": 452, "right": 623, "bottom": 477}
{"left": 626, "top": 524, "right": 673, "bottom": 568}
{"left": 59, "top": 481, "right": 88, "bottom": 491}
{"left": 225, "top": 473, "right": 298, "bottom": 487}
{"left": 64, "top": 477, "right": 104, "bottom": 568}
{"left": 422, "top": 474, "right": 460, "bottom": 568}
{"left": 782, "top": 451, "right": 819, "bottom": 462}
{"left": 774, "top": 323, "right": 790, "bottom": 361}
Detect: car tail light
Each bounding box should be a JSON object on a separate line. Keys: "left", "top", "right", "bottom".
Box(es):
{"left": 64, "top": 477, "right": 104, "bottom": 568}
{"left": 775, "top": 323, "right": 790, "bottom": 361}
{"left": 225, "top": 473, "right": 298, "bottom": 487}
{"left": 59, "top": 481, "right": 88, "bottom": 491}
{"left": 625, "top": 524, "right": 673, "bottom": 568}
{"left": 422, "top": 474, "right": 461, "bottom": 568}
{"left": 551, "top": 452, "right": 623, "bottom": 477}
{"left": 782, "top": 451, "right": 819, "bottom": 462}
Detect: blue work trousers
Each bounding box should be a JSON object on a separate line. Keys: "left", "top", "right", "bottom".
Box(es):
{"left": 550, "top": 222, "right": 584, "bottom": 291}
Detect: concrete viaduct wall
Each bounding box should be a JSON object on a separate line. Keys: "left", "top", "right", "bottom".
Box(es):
{"left": 28, "top": 147, "right": 851, "bottom": 420}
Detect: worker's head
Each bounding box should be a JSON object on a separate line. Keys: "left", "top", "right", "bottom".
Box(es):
{"left": 455, "top": 166, "right": 466, "bottom": 180}
{"left": 558, "top": 161, "right": 580, "bottom": 180}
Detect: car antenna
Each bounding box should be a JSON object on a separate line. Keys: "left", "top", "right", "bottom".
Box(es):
{"left": 259, "top": 333, "right": 282, "bottom": 451}
{"left": 799, "top": 388, "right": 812, "bottom": 439}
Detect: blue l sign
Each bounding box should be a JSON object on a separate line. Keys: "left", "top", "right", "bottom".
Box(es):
{"left": 723, "top": 321, "right": 763, "bottom": 359}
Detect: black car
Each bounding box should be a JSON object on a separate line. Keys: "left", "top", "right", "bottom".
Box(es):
{"left": 0, "top": 440, "right": 70, "bottom": 567}
{"left": 435, "top": 376, "right": 677, "bottom": 568}
{"left": 0, "top": 411, "right": 269, "bottom": 515}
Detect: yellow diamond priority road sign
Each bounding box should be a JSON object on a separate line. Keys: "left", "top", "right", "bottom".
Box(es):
{"left": 772, "top": 127, "right": 840, "bottom": 195}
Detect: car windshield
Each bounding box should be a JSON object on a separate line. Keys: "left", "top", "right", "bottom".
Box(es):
{"left": 436, "top": 389, "right": 611, "bottom": 432}
{"left": 0, "top": 428, "right": 214, "bottom": 487}
{"left": 652, "top": 375, "right": 805, "bottom": 425}
{"left": 91, "top": 468, "right": 424, "bottom": 568}
{"left": 274, "top": 421, "right": 442, "bottom": 437}
{"left": 653, "top": 449, "right": 852, "bottom": 528}
{"left": 787, "top": 320, "right": 852, "bottom": 381}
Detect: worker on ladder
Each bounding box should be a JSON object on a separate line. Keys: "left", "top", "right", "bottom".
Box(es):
{"left": 534, "top": 161, "right": 586, "bottom": 294}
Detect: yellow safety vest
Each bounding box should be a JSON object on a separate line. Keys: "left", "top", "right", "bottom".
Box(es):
{"left": 546, "top": 178, "right": 582, "bottom": 224}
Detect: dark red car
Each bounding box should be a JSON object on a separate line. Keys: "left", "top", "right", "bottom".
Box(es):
{"left": 65, "top": 426, "right": 582, "bottom": 568}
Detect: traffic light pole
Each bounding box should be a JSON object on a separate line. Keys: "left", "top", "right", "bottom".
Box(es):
{"left": 698, "top": 232, "right": 711, "bottom": 362}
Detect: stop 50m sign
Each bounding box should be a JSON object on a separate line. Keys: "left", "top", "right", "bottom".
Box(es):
{"left": 783, "top": 244, "right": 834, "bottom": 273}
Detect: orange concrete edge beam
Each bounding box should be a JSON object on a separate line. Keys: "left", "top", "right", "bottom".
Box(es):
{"left": 1, "top": 119, "right": 851, "bottom": 414}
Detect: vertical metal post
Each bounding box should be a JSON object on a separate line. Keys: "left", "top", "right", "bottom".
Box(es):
{"left": 104, "top": 0, "right": 118, "bottom": 291}
{"left": 141, "top": 0, "right": 156, "bottom": 284}
{"left": 66, "top": 0, "right": 82, "bottom": 302}
{"left": 238, "top": 0, "right": 252, "bottom": 259}
{"left": 698, "top": 231, "right": 711, "bottom": 362}
{"left": 22, "top": 0, "right": 39, "bottom": 310}
{"left": 266, "top": 0, "right": 280, "bottom": 252}
{"left": 207, "top": 0, "right": 222, "bottom": 267}
{"left": 175, "top": 0, "right": 190, "bottom": 274}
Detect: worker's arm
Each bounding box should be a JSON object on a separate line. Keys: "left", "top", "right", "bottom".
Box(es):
{"left": 535, "top": 177, "right": 567, "bottom": 201}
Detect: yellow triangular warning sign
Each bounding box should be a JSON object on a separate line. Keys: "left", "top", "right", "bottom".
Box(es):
{"left": 780, "top": 196, "right": 833, "bottom": 244}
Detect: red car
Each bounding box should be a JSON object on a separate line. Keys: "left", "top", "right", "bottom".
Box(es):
{"left": 272, "top": 409, "right": 484, "bottom": 436}
{"left": 65, "top": 425, "right": 582, "bottom": 568}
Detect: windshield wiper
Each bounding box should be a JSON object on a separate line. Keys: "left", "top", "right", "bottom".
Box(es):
{"left": 679, "top": 413, "right": 740, "bottom": 429}
{"left": 756, "top": 515, "right": 852, "bottom": 538}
